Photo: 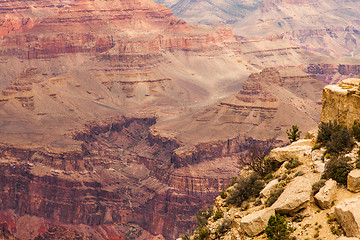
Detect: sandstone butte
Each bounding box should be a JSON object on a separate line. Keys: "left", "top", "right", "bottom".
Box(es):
{"left": 187, "top": 78, "right": 360, "bottom": 240}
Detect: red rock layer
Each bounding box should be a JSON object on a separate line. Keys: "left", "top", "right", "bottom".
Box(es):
{"left": 0, "top": 0, "right": 68, "bottom": 38}
{"left": 0, "top": 0, "right": 235, "bottom": 59}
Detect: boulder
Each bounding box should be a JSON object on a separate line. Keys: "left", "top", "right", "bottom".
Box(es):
{"left": 348, "top": 169, "right": 360, "bottom": 192}
{"left": 240, "top": 208, "right": 275, "bottom": 236}
{"left": 260, "top": 179, "right": 279, "bottom": 199}
{"left": 334, "top": 196, "right": 360, "bottom": 237}
{"left": 272, "top": 175, "right": 315, "bottom": 215}
{"left": 314, "top": 179, "right": 337, "bottom": 209}
{"left": 312, "top": 160, "right": 325, "bottom": 173}
{"left": 269, "top": 139, "right": 312, "bottom": 163}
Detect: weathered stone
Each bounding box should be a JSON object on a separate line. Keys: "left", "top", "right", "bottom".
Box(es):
{"left": 240, "top": 208, "right": 275, "bottom": 236}
{"left": 321, "top": 78, "right": 360, "bottom": 128}
{"left": 272, "top": 175, "right": 315, "bottom": 215}
{"left": 348, "top": 169, "right": 360, "bottom": 192}
{"left": 269, "top": 139, "right": 313, "bottom": 163}
{"left": 334, "top": 196, "right": 360, "bottom": 238}
{"left": 260, "top": 179, "right": 279, "bottom": 199}
{"left": 314, "top": 179, "right": 337, "bottom": 209}
{"left": 312, "top": 160, "right": 325, "bottom": 173}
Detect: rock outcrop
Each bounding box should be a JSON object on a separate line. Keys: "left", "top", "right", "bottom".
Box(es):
{"left": 269, "top": 139, "right": 313, "bottom": 163}
{"left": 272, "top": 175, "right": 317, "bottom": 215}
{"left": 240, "top": 208, "right": 275, "bottom": 236}
{"left": 321, "top": 78, "right": 360, "bottom": 127}
{"left": 335, "top": 196, "right": 360, "bottom": 238}
{"left": 348, "top": 169, "right": 360, "bottom": 193}
{"left": 260, "top": 179, "right": 279, "bottom": 199}
{"left": 314, "top": 179, "right": 337, "bottom": 209}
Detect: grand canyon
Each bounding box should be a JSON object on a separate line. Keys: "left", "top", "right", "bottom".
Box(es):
{"left": 0, "top": 0, "right": 359, "bottom": 239}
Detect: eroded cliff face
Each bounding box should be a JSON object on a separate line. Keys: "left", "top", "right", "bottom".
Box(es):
{"left": 0, "top": 116, "right": 245, "bottom": 239}
{"left": 307, "top": 63, "right": 360, "bottom": 84}
{"left": 321, "top": 78, "right": 360, "bottom": 127}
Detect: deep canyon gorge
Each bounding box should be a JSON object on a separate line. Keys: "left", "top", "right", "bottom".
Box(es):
{"left": 0, "top": 0, "right": 360, "bottom": 239}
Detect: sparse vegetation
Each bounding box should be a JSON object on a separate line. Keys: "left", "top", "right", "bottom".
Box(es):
{"left": 195, "top": 206, "right": 213, "bottom": 229}
{"left": 292, "top": 214, "right": 306, "bottom": 222}
{"left": 215, "top": 218, "right": 233, "bottom": 238}
{"left": 266, "top": 185, "right": 284, "bottom": 207}
{"left": 254, "top": 198, "right": 262, "bottom": 206}
{"left": 352, "top": 120, "right": 360, "bottom": 141}
{"left": 311, "top": 179, "right": 326, "bottom": 195}
{"left": 285, "top": 157, "right": 302, "bottom": 170}
{"left": 265, "top": 214, "right": 292, "bottom": 240}
{"left": 240, "top": 144, "right": 280, "bottom": 178}
{"left": 213, "top": 209, "right": 223, "bottom": 221}
{"left": 197, "top": 227, "right": 210, "bottom": 240}
{"left": 316, "top": 121, "right": 354, "bottom": 155}
{"left": 323, "top": 156, "right": 353, "bottom": 185}
{"left": 220, "top": 190, "right": 227, "bottom": 199}
{"left": 286, "top": 125, "right": 301, "bottom": 143}
{"left": 225, "top": 174, "right": 265, "bottom": 207}
{"left": 294, "top": 170, "right": 304, "bottom": 177}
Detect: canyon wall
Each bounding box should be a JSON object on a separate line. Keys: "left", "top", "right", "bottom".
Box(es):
{"left": 0, "top": 115, "right": 259, "bottom": 239}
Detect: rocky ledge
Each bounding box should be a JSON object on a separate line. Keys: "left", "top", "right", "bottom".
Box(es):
{"left": 187, "top": 78, "right": 360, "bottom": 240}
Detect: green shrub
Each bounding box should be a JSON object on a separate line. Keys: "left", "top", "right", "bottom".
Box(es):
{"left": 323, "top": 156, "right": 353, "bottom": 185}
{"left": 294, "top": 170, "right": 304, "bottom": 177}
{"left": 352, "top": 120, "right": 360, "bottom": 141}
{"left": 311, "top": 179, "right": 326, "bottom": 196}
{"left": 312, "top": 144, "right": 321, "bottom": 150}
{"left": 226, "top": 174, "right": 265, "bottom": 207}
{"left": 316, "top": 121, "right": 354, "bottom": 155}
{"left": 228, "top": 177, "right": 237, "bottom": 187}
{"left": 286, "top": 125, "right": 301, "bottom": 143}
{"left": 292, "top": 214, "right": 306, "bottom": 222}
{"left": 213, "top": 209, "right": 223, "bottom": 221}
{"left": 197, "top": 227, "right": 210, "bottom": 240}
{"left": 265, "top": 214, "right": 291, "bottom": 240}
{"left": 215, "top": 218, "right": 233, "bottom": 237}
{"left": 220, "top": 190, "right": 227, "bottom": 199}
{"left": 242, "top": 202, "right": 250, "bottom": 211}
{"left": 285, "top": 157, "right": 302, "bottom": 170}
{"left": 195, "top": 207, "right": 213, "bottom": 229}
{"left": 266, "top": 186, "right": 284, "bottom": 207}
{"left": 254, "top": 199, "right": 262, "bottom": 206}
{"left": 181, "top": 233, "right": 191, "bottom": 240}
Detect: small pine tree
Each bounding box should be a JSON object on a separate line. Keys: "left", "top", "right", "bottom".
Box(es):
{"left": 286, "top": 125, "right": 301, "bottom": 143}
{"left": 265, "top": 214, "right": 291, "bottom": 240}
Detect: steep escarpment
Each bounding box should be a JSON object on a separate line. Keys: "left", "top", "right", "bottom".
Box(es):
{"left": 0, "top": 116, "right": 260, "bottom": 239}
{"left": 307, "top": 63, "right": 360, "bottom": 84}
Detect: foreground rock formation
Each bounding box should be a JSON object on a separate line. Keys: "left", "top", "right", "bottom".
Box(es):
{"left": 321, "top": 78, "right": 360, "bottom": 127}
{"left": 187, "top": 79, "right": 360, "bottom": 240}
